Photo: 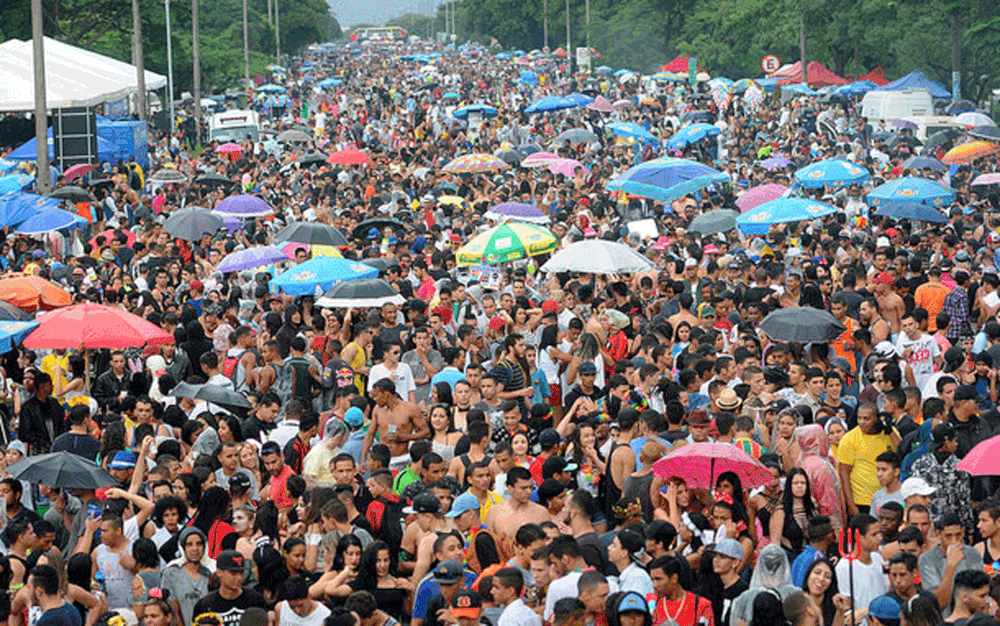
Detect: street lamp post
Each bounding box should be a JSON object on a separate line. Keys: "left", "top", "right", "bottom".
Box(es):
{"left": 192, "top": 0, "right": 201, "bottom": 144}
{"left": 31, "top": 0, "right": 51, "bottom": 193}
{"left": 164, "top": 0, "right": 174, "bottom": 130}
{"left": 133, "top": 0, "right": 147, "bottom": 119}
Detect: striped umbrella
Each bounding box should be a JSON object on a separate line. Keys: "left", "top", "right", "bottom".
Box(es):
{"left": 443, "top": 153, "right": 510, "bottom": 173}
{"left": 521, "top": 152, "right": 562, "bottom": 168}
{"left": 455, "top": 223, "right": 557, "bottom": 265}
{"left": 942, "top": 141, "right": 1000, "bottom": 165}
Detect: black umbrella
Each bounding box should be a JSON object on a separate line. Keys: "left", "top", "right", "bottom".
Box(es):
{"left": 171, "top": 382, "right": 252, "bottom": 414}
{"left": 923, "top": 129, "right": 963, "bottom": 155}
{"left": 49, "top": 185, "right": 97, "bottom": 203}
{"left": 688, "top": 209, "right": 738, "bottom": 235}
{"left": 351, "top": 218, "right": 405, "bottom": 241}
{"left": 360, "top": 257, "right": 393, "bottom": 273}
{"left": 887, "top": 134, "right": 922, "bottom": 149}
{"left": 0, "top": 301, "right": 32, "bottom": 321}
{"left": 6, "top": 452, "right": 117, "bottom": 489}
{"left": 296, "top": 153, "right": 328, "bottom": 167}
{"left": 417, "top": 81, "right": 439, "bottom": 91}
{"left": 316, "top": 278, "right": 406, "bottom": 308}
{"left": 945, "top": 100, "right": 977, "bottom": 114}
{"left": 494, "top": 149, "right": 523, "bottom": 165}
{"left": 760, "top": 307, "right": 847, "bottom": 343}
{"left": 969, "top": 126, "right": 1000, "bottom": 142}
{"left": 194, "top": 173, "right": 234, "bottom": 188}
{"left": 818, "top": 92, "right": 848, "bottom": 104}
{"left": 163, "top": 208, "right": 225, "bottom": 241}
{"left": 275, "top": 222, "right": 349, "bottom": 248}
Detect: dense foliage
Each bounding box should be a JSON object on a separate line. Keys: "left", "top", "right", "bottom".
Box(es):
{"left": 0, "top": 0, "right": 341, "bottom": 96}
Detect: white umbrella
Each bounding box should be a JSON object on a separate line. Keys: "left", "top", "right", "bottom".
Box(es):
{"left": 955, "top": 111, "right": 995, "bottom": 128}
{"left": 540, "top": 240, "right": 657, "bottom": 274}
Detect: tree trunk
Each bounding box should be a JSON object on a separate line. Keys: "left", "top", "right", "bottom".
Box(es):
{"left": 951, "top": 12, "right": 961, "bottom": 100}
{"left": 192, "top": 0, "right": 201, "bottom": 145}
{"left": 799, "top": 14, "right": 807, "bottom": 85}
{"left": 133, "top": 0, "right": 147, "bottom": 120}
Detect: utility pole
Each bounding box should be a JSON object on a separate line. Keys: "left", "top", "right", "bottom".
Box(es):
{"left": 192, "top": 0, "right": 201, "bottom": 145}
{"left": 165, "top": 0, "right": 174, "bottom": 131}
{"left": 242, "top": 0, "right": 250, "bottom": 89}
{"left": 565, "top": 0, "right": 570, "bottom": 68}
{"left": 799, "top": 14, "right": 807, "bottom": 85}
{"left": 543, "top": 0, "right": 548, "bottom": 50}
{"left": 31, "top": 0, "right": 51, "bottom": 193}
{"left": 585, "top": 0, "right": 589, "bottom": 46}
{"left": 275, "top": 0, "right": 281, "bottom": 64}
{"left": 132, "top": 0, "right": 147, "bottom": 120}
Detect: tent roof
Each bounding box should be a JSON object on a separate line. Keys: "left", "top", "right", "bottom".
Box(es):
{"left": 859, "top": 67, "right": 889, "bottom": 86}
{"left": 774, "top": 61, "right": 848, "bottom": 87}
{"left": 873, "top": 71, "right": 950, "bottom": 98}
{"left": 660, "top": 55, "right": 692, "bottom": 73}
{"left": 0, "top": 37, "right": 166, "bottom": 112}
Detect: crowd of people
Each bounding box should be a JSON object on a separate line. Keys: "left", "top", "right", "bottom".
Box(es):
{"left": 2, "top": 36, "right": 1000, "bottom": 626}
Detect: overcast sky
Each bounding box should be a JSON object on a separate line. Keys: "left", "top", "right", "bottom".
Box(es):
{"left": 329, "top": 0, "right": 435, "bottom": 28}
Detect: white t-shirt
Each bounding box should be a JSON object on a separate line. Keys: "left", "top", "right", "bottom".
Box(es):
{"left": 368, "top": 362, "right": 416, "bottom": 400}
{"left": 835, "top": 552, "right": 888, "bottom": 625}
{"left": 895, "top": 333, "right": 940, "bottom": 390}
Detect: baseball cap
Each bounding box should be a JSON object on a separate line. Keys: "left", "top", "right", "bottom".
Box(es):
{"left": 929, "top": 423, "right": 956, "bottom": 451}
{"left": 110, "top": 451, "right": 137, "bottom": 469}
{"left": 451, "top": 590, "right": 482, "bottom": 619}
{"left": 868, "top": 597, "right": 901, "bottom": 621}
{"left": 900, "top": 476, "right": 937, "bottom": 499}
{"left": 954, "top": 384, "right": 978, "bottom": 401}
{"left": 699, "top": 305, "right": 716, "bottom": 318}
{"left": 684, "top": 258, "right": 697, "bottom": 268}
{"left": 713, "top": 538, "right": 744, "bottom": 560}
{"left": 538, "top": 428, "right": 563, "bottom": 449}
{"left": 403, "top": 493, "right": 441, "bottom": 515}
{"left": 445, "top": 493, "right": 480, "bottom": 518}
{"left": 368, "top": 227, "right": 379, "bottom": 239}
{"left": 433, "top": 559, "right": 464, "bottom": 584}
{"left": 344, "top": 407, "right": 365, "bottom": 428}
{"left": 578, "top": 361, "right": 598, "bottom": 375}
{"left": 943, "top": 346, "right": 967, "bottom": 372}
{"left": 989, "top": 232, "right": 1000, "bottom": 243}
{"left": 616, "top": 592, "right": 650, "bottom": 616}
{"left": 542, "top": 456, "right": 578, "bottom": 477}
{"left": 216, "top": 550, "right": 247, "bottom": 572}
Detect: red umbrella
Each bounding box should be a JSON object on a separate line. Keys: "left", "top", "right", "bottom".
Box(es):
{"left": 326, "top": 149, "right": 371, "bottom": 165}
{"left": 63, "top": 164, "right": 94, "bottom": 182}
{"left": 956, "top": 436, "right": 1000, "bottom": 475}
{"left": 653, "top": 442, "right": 773, "bottom": 489}
{"left": 23, "top": 302, "right": 173, "bottom": 350}
{"left": 0, "top": 275, "right": 72, "bottom": 312}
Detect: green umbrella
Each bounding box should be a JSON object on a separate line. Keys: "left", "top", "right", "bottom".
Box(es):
{"left": 455, "top": 223, "right": 557, "bottom": 265}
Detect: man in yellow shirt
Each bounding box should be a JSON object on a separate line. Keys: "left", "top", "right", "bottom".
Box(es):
{"left": 40, "top": 348, "right": 70, "bottom": 402}
{"left": 839, "top": 402, "right": 900, "bottom": 516}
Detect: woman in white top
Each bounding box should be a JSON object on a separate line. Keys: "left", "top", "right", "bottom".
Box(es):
{"left": 428, "top": 404, "right": 462, "bottom": 463}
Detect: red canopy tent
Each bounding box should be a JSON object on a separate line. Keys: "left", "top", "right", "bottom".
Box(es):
{"left": 859, "top": 67, "right": 889, "bottom": 86}
{"left": 660, "top": 55, "right": 693, "bottom": 73}
{"left": 774, "top": 61, "right": 848, "bottom": 87}
{"left": 553, "top": 47, "right": 567, "bottom": 58}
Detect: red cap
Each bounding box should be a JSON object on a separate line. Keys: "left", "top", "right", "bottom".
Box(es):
{"left": 190, "top": 280, "right": 204, "bottom": 291}
{"left": 541, "top": 299, "right": 558, "bottom": 313}
{"left": 488, "top": 317, "right": 506, "bottom": 331}
{"left": 578, "top": 197, "right": 591, "bottom": 207}
{"left": 449, "top": 233, "right": 461, "bottom": 242}
{"left": 874, "top": 272, "right": 894, "bottom": 285}
{"left": 886, "top": 228, "right": 899, "bottom": 237}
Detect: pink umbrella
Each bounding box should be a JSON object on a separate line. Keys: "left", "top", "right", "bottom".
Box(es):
{"left": 548, "top": 158, "right": 589, "bottom": 178}
{"left": 736, "top": 184, "right": 789, "bottom": 212}
{"left": 521, "top": 152, "right": 562, "bottom": 168}
{"left": 63, "top": 163, "right": 94, "bottom": 182}
{"left": 972, "top": 173, "right": 1000, "bottom": 186}
{"left": 214, "top": 142, "right": 244, "bottom": 155}
{"left": 653, "top": 442, "right": 773, "bottom": 489}
{"left": 586, "top": 96, "right": 614, "bottom": 113}
{"left": 612, "top": 98, "right": 634, "bottom": 110}
{"left": 956, "top": 436, "right": 1000, "bottom": 475}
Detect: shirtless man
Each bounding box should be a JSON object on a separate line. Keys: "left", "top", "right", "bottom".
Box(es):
{"left": 484, "top": 466, "right": 549, "bottom": 562}
{"left": 400, "top": 492, "right": 454, "bottom": 580}
{"left": 873, "top": 274, "right": 905, "bottom": 335}
{"left": 666, "top": 293, "right": 698, "bottom": 332}
{"left": 860, "top": 297, "right": 892, "bottom": 345}
{"left": 362, "top": 378, "right": 429, "bottom": 471}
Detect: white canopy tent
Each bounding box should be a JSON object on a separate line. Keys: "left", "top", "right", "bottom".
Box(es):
{"left": 0, "top": 37, "right": 166, "bottom": 112}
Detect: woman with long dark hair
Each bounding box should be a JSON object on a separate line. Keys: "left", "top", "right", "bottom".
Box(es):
{"left": 802, "top": 558, "right": 839, "bottom": 626}
{"left": 172, "top": 473, "right": 201, "bottom": 519}
{"left": 347, "top": 541, "right": 411, "bottom": 619}
{"left": 188, "top": 486, "right": 236, "bottom": 559}
{"left": 769, "top": 467, "right": 817, "bottom": 560}
{"left": 252, "top": 545, "right": 287, "bottom": 607}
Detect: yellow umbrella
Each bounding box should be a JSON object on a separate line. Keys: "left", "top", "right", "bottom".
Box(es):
{"left": 455, "top": 223, "right": 557, "bottom": 265}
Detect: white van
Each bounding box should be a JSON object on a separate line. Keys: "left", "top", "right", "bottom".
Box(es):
{"left": 208, "top": 109, "right": 261, "bottom": 142}
{"left": 861, "top": 89, "right": 934, "bottom": 122}
{"left": 901, "top": 115, "right": 965, "bottom": 142}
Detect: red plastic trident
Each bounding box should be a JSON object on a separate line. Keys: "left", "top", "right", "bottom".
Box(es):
{"left": 838, "top": 528, "right": 862, "bottom": 626}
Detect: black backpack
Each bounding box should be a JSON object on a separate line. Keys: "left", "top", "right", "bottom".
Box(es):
{"left": 376, "top": 495, "right": 405, "bottom": 552}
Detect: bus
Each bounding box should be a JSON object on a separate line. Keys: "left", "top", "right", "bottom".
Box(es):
{"left": 348, "top": 26, "right": 408, "bottom": 43}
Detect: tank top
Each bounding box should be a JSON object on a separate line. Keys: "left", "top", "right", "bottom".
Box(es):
{"left": 287, "top": 357, "right": 314, "bottom": 398}
{"left": 622, "top": 471, "right": 656, "bottom": 522}
{"left": 603, "top": 442, "right": 626, "bottom": 523}
{"left": 347, "top": 342, "right": 367, "bottom": 395}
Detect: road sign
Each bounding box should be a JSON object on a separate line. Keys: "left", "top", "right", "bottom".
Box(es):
{"left": 688, "top": 57, "right": 698, "bottom": 86}
{"left": 761, "top": 55, "right": 781, "bottom": 74}
{"left": 576, "top": 47, "right": 591, "bottom": 72}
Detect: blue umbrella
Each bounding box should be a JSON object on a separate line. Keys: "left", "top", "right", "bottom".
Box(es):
{"left": 0, "top": 193, "right": 55, "bottom": 227}
{"left": 666, "top": 123, "right": 720, "bottom": 150}
{"left": 300, "top": 76, "right": 315, "bottom": 82}
{"left": 867, "top": 176, "right": 955, "bottom": 207}
{"left": 317, "top": 78, "right": 342, "bottom": 88}
{"left": 873, "top": 202, "right": 948, "bottom": 224}
{"left": 217, "top": 245, "right": 292, "bottom": 273}
{"left": 613, "top": 69, "right": 633, "bottom": 77}
{"left": 605, "top": 157, "right": 729, "bottom": 202}
{"left": 495, "top": 52, "right": 511, "bottom": 60}
{"left": 0, "top": 321, "right": 39, "bottom": 354}
{"left": 270, "top": 256, "right": 378, "bottom": 296}
{"left": 454, "top": 104, "right": 498, "bottom": 119}
{"left": 781, "top": 83, "right": 817, "bottom": 96}
{"left": 443, "top": 92, "right": 461, "bottom": 100}
{"left": 595, "top": 66, "right": 613, "bottom": 75}
{"left": 525, "top": 96, "right": 576, "bottom": 114}
{"left": 519, "top": 70, "right": 539, "bottom": 85}
{"left": 0, "top": 175, "right": 34, "bottom": 194}
{"left": 606, "top": 122, "right": 659, "bottom": 145}
{"left": 256, "top": 83, "right": 286, "bottom": 93}
{"left": 565, "top": 93, "right": 595, "bottom": 106}
{"left": 16, "top": 208, "right": 86, "bottom": 235}
{"left": 901, "top": 156, "right": 946, "bottom": 172}
{"left": 737, "top": 198, "right": 837, "bottom": 235}
{"left": 793, "top": 159, "right": 871, "bottom": 188}
{"left": 0, "top": 160, "right": 17, "bottom": 174}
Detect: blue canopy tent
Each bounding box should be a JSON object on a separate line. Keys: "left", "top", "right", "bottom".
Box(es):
{"left": 7, "top": 130, "right": 120, "bottom": 163}
{"left": 873, "top": 71, "right": 950, "bottom": 99}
